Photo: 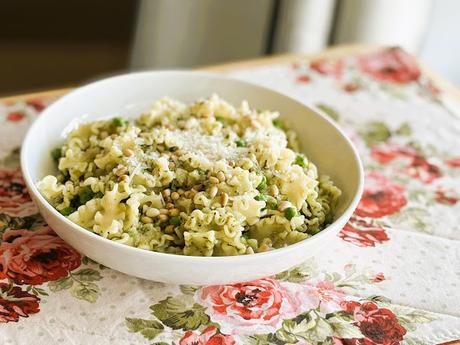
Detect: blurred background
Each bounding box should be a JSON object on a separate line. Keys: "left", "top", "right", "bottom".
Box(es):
{"left": 1, "top": 0, "right": 458, "bottom": 96}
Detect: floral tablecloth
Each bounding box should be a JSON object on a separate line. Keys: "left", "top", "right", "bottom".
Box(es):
{"left": 1, "top": 47, "right": 459, "bottom": 345}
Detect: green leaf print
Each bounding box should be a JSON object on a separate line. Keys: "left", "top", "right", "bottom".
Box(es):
{"left": 151, "top": 296, "right": 209, "bottom": 330}
{"left": 388, "top": 207, "right": 431, "bottom": 233}
{"left": 276, "top": 258, "right": 317, "bottom": 283}
{"left": 328, "top": 315, "right": 363, "bottom": 338}
{"left": 48, "top": 277, "right": 73, "bottom": 292}
{"left": 275, "top": 310, "right": 334, "bottom": 343}
{"left": 0, "top": 214, "right": 44, "bottom": 239}
{"left": 179, "top": 285, "right": 200, "bottom": 295}
{"left": 126, "top": 318, "right": 164, "bottom": 340}
{"left": 72, "top": 268, "right": 102, "bottom": 282}
{"left": 402, "top": 337, "right": 429, "bottom": 345}
{"left": 47, "top": 268, "right": 103, "bottom": 302}
{"left": 316, "top": 103, "right": 340, "bottom": 122}
{"left": 396, "top": 309, "right": 437, "bottom": 331}
{"left": 71, "top": 282, "right": 100, "bottom": 303}
{"left": 359, "top": 121, "right": 392, "bottom": 146}
{"left": 395, "top": 122, "right": 412, "bottom": 136}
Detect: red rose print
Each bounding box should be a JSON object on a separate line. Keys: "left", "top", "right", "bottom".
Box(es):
{"left": 355, "top": 172, "right": 407, "bottom": 218}
{"left": 423, "top": 79, "right": 441, "bottom": 97}
{"left": 371, "top": 143, "right": 417, "bottom": 164}
{"left": 26, "top": 99, "right": 47, "bottom": 112}
{"left": 296, "top": 74, "right": 311, "bottom": 83}
{"left": 197, "top": 277, "right": 314, "bottom": 335}
{"left": 0, "top": 168, "right": 38, "bottom": 217}
{"left": 445, "top": 157, "right": 460, "bottom": 168}
{"left": 402, "top": 156, "right": 442, "bottom": 184}
{"left": 371, "top": 143, "right": 442, "bottom": 184}
{"left": 302, "top": 280, "right": 346, "bottom": 314}
{"left": 343, "top": 83, "right": 360, "bottom": 93}
{"left": 339, "top": 217, "right": 390, "bottom": 247}
{"left": 0, "top": 283, "right": 40, "bottom": 323}
{"left": 435, "top": 188, "right": 460, "bottom": 205}
{"left": 358, "top": 47, "right": 420, "bottom": 84}
{"left": 310, "top": 59, "right": 344, "bottom": 78}
{"left": 179, "top": 326, "right": 235, "bottom": 345}
{"left": 6, "top": 111, "right": 25, "bottom": 122}
{"left": 340, "top": 301, "right": 406, "bottom": 345}
{"left": 371, "top": 273, "right": 385, "bottom": 283}
{"left": 0, "top": 227, "right": 81, "bottom": 285}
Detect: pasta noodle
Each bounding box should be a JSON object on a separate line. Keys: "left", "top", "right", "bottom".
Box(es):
{"left": 38, "top": 95, "right": 341, "bottom": 256}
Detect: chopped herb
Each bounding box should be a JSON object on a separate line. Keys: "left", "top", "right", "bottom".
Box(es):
{"left": 256, "top": 108, "right": 263, "bottom": 113}
{"left": 169, "top": 216, "right": 181, "bottom": 226}
{"left": 51, "top": 147, "right": 62, "bottom": 163}
{"left": 294, "top": 155, "right": 306, "bottom": 167}
{"left": 284, "top": 207, "right": 298, "bottom": 220}
{"left": 235, "top": 139, "right": 246, "bottom": 147}
{"left": 308, "top": 227, "right": 321, "bottom": 235}
{"left": 95, "top": 192, "right": 104, "bottom": 199}
{"left": 60, "top": 207, "right": 76, "bottom": 216}
{"left": 112, "top": 117, "right": 127, "bottom": 127}
{"left": 79, "top": 186, "right": 95, "bottom": 205}
{"left": 254, "top": 194, "right": 267, "bottom": 202}
{"left": 272, "top": 119, "right": 284, "bottom": 129}
{"left": 256, "top": 175, "right": 267, "bottom": 191}
{"left": 216, "top": 116, "right": 225, "bottom": 123}
{"left": 266, "top": 196, "right": 278, "bottom": 210}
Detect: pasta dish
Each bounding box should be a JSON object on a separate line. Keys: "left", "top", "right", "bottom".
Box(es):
{"left": 38, "top": 95, "right": 341, "bottom": 256}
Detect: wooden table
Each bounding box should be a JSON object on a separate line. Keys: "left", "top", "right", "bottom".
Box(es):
{"left": 2, "top": 44, "right": 460, "bottom": 103}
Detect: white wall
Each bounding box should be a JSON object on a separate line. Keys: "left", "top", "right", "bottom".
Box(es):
{"left": 333, "top": 0, "right": 432, "bottom": 53}
{"left": 419, "top": 0, "right": 460, "bottom": 85}
{"left": 130, "top": 0, "right": 273, "bottom": 69}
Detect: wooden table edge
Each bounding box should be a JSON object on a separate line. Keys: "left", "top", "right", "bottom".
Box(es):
{"left": 2, "top": 44, "right": 460, "bottom": 103}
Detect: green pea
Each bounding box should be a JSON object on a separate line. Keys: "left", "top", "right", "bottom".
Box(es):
{"left": 254, "top": 194, "right": 267, "bottom": 202}
{"left": 294, "top": 155, "right": 306, "bottom": 167}
{"left": 284, "top": 207, "right": 298, "bottom": 220}
{"left": 79, "top": 186, "right": 95, "bottom": 205}
{"left": 272, "top": 119, "right": 284, "bottom": 129}
{"left": 256, "top": 175, "right": 267, "bottom": 191}
{"left": 51, "top": 147, "right": 62, "bottom": 163}
{"left": 60, "top": 207, "right": 76, "bottom": 216}
{"left": 112, "top": 117, "right": 127, "bottom": 127}
{"left": 169, "top": 216, "right": 181, "bottom": 226}
{"left": 235, "top": 139, "right": 246, "bottom": 147}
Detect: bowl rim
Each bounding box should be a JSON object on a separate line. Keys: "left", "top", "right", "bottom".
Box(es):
{"left": 21, "top": 70, "right": 364, "bottom": 264}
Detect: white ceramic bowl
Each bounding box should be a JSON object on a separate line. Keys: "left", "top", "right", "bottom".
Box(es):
{"left": 21, "top": 71, "right": 363, "bottom": 285}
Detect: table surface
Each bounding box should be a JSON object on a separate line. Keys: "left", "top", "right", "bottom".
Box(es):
{"left": 0, "top": 44, "right": 459, "bottom": 345}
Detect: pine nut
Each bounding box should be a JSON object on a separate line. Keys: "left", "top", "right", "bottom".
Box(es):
{"left": 216, "top": 171, "right": 226, "bottom": 182}
{"left": 171, "top": 191, "right": 180, "bottom": 200}
{"left": 123, "top": 148, "right": 134, "bottom": 157}
{"left": 209, "top": 176, "right": 219, "bottom": 184}
{"left": 160, "top": 208, "right": 169, "bottom": 215}
{"left": 209, "top": 185, "right": 218, "bottom": 198}
{"left": 258, "top": 244, "right": 270, "bottom": 252}
{"left": 141, "top": 216, "right": 152, "bottom": 224}
{"left": 162, "top": 189, "right": 171, "bottom": 198}
{"left": 169, "top": 208, "right": 180, "bottom": 216}
{"left": 165, "top": 225, "right": 175, "bottom": 234}
{"left": 146, "top": 208, "right": 160, "bottom": 218}
{"left": 220, "top": 192, "right": 229, "bottom": 207}
{"left": 158, "top": 214, "right": 169, "bottom": 222}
